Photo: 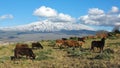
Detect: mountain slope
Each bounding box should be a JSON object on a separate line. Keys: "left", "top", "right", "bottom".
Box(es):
{"left": 0, "top": 20, "right": 95, "bottom": 32}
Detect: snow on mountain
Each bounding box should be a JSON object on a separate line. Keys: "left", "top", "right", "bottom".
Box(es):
{"left": 0, "top": 20, "right": 95, "bottom": 32}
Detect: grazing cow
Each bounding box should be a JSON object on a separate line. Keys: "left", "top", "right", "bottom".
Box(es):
{"left": 62, "top": 38, "right": 67, "bottom": 40}
{"left": 69, "top": 37, "right": 77, "bottom": 40}
{"left": 14, "top": 48, "right": 36, "bottom": 60}
{"left": 64, "top": 40, "right": 82, "bottom": 48}
{"left": 55, "top": 39, "right": 66, "bottom": 47}
{"left": 32, "top": 42, "right": 43, "bottom": 49}
{"left": 78, "top": 37, "right": 85, "bottom": 42}
{"left": 90, "top": 37, "right": 105, "bottom": 53}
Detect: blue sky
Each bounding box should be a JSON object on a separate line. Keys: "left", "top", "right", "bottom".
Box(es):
{"left": 0, "top": 0, "right": 120, "bottom": 31}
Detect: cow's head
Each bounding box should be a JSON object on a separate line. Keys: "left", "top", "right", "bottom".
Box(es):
{"left": 30, "top": 54, "right": 36, "bottom": 60}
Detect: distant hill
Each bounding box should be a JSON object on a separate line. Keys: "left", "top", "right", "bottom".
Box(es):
{"left": 0, "top": 29, "right": 96, "bottom": 42}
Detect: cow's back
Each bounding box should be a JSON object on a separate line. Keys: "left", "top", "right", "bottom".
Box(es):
{"left": 55, "top": 39, "right": 65, "bottom": 47}
{"left": 65, "top": 40, "right": 78, "bottom": 47}
{"left": 15, "top": 43, "right": 29, "bottom": 49}
{"left": 32, "top": 42, "right": 43, "bottom": 49}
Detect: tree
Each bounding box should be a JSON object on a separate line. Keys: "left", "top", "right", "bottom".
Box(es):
{"left": 112, "top": 26, "right": 120, "bottom": 33}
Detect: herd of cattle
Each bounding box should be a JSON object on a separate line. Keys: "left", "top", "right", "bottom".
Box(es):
{"left": 10, "top": 36, "right": 106, "bottom": 61}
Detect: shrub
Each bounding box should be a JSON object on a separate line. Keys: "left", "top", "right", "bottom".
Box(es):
{"left": 35, "top": 49, "right": 53, "bottom": 61}
{"left": 94, "top": 52, "right": 114, "bottom": 60}
{"left": 48, "top": 40, "right": 56, "bottom": 47}
{"left": 103, "top": 48, "right": 114, "bottom": 54}
{"left": 108, "top": 42, "right": 120, "bottom": 47}
{"left": 67, "top": 48, "right": 91, "bottom": 58}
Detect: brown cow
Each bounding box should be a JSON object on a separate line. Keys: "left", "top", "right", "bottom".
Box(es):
{"left": 55, "top": 39, "right": 65, "bottom": 47}
{"left": 32, "top": 42, "right": 43, "bottom": 49}
{"left": 14, "top": 48, "right": 36, "bottom": 60}
{"left": 14, "top": 43, "right": 35, "bottom": 60}
{"left": 64, "top": 40, "right": 82, "bottom": 48}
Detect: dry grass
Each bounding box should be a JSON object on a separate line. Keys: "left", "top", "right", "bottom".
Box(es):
{"left": 0, "top": 37, "right": 120, "bottom": 68}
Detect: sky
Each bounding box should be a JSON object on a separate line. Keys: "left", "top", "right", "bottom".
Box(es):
{"left": 0, "top": 0, "right": 120, "bottom": 31}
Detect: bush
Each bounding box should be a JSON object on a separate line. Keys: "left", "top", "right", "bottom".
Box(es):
{"left": 108, "top": 42, "right": 120, "bottom": 47}
{"left": 94, "top": 52, "right": 114, "bottom": 60}
{"left": 35, "top": 49, "right": 53, "bottom": 61}
{"left": 48, "top": 40, "right": 56, "bottom": 47}
{"left": 103, "top": 48, "right": 114, "bottom": 54}
{"left": 67, "top": 48, "right": 91, "bottom": 57}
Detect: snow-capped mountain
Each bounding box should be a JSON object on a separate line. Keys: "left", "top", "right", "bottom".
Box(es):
{"left": 0, "top": 20, "right": 95, "bottom": 32}
{"left": 0, "top": 20, "right": 97, "bottom": 42}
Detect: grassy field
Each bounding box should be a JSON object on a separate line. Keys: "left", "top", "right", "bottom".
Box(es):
{"left": 0, "top": 37, "right": 120, "bottom": 68}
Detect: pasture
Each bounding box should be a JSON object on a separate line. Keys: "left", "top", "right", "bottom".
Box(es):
{"left": 0, "top": 37, "right": 120, "bottom": 68}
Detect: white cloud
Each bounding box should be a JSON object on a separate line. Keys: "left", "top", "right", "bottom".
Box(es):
{"left": 49, "top": 13, "right": 75, "bottom": 22}
{"left": 111, "top": 6, "right": 119, "bottom": 13}
{"left": 58, "top": 13, "right": 74, "bottom": 22}
{"left": 33, "top": 6, "right": 75, "bottom": 23}
{"left": 79, "top": 6, "right": 120, "bottom": 26}
{"left": 0, "top": 14, "right": 13, "bottom": 20}
{"left": 88, "top": 8, "right": 104, "bottom": 15}
{"left": 33, "top": 6, "right": 57, "bottom": 17}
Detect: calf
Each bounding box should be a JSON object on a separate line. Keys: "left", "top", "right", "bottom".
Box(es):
{"left": 78, "top": 37, "right": 85, "bottom": 43}
{"left": 32, "top": 42, "right": 43, "bottom": 49}
{"left": 62, "top": 38, "right": 67, "bottom": 40}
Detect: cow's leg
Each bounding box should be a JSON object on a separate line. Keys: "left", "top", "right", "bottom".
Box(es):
{"left": 90, "top": 46, "right": 94, "bottom": 52}
{"left": 99, "top": 47, "right": 102, "bottom": 53}
{"left": 100, "top": 47, "right": 104, "bottom": 53}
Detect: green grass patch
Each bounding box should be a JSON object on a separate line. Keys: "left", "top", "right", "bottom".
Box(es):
{"left": 0, "top": 56, "right": 9, "bottom": 63}
{"left": 35, "top": 49, "right": 54, "bottom": 61}
{"left": 66, "top": 48, "right": 91, "bottom": 58}
{"left": 94, "top": 53, "right": 114, "bottom": 60}
{"left": 0, "top": 46, "right": 6, "bottom": 50}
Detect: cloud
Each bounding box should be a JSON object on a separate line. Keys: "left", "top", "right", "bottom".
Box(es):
{"left": 33, "top": 6, "right": 57, "bottom": 17}
{"left": 0, "top": 14, "right": 13, "bottom": 20}
{"left": 79, "top": 6, "right": 120, "bottom": 26}
{"left": 49, "top": 13, "right": 75, "bottom": 22}
{"left": 88, "top": 8, "right": 104, "bottom": 15}
{"left": 111, "top": 6, "right": 119, "bottom": 13}
{"left": 33, "top": 6, "right": 75, "bottom": 23}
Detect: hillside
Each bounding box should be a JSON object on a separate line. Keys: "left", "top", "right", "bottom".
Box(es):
{"left": 0, "top": 30, "right": 95, "bottom": 42}
{"left": 0, "top": 36, "right": 120, "bottom": 68}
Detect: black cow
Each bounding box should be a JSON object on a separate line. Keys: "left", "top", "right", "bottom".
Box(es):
{"left": 32, "top": 42, "right": 43, "bottom": 49}
{"left": 91, "top": 37, "right": 105, "bottom": 53}
{"left": 14, "top": 48, "right": 36, "bottom": 60}
{"left": 78, "top": 37, "right": 85, "bottom": 42}
{"left": 62, "top": 38, "right": 67, "bottom": 40}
